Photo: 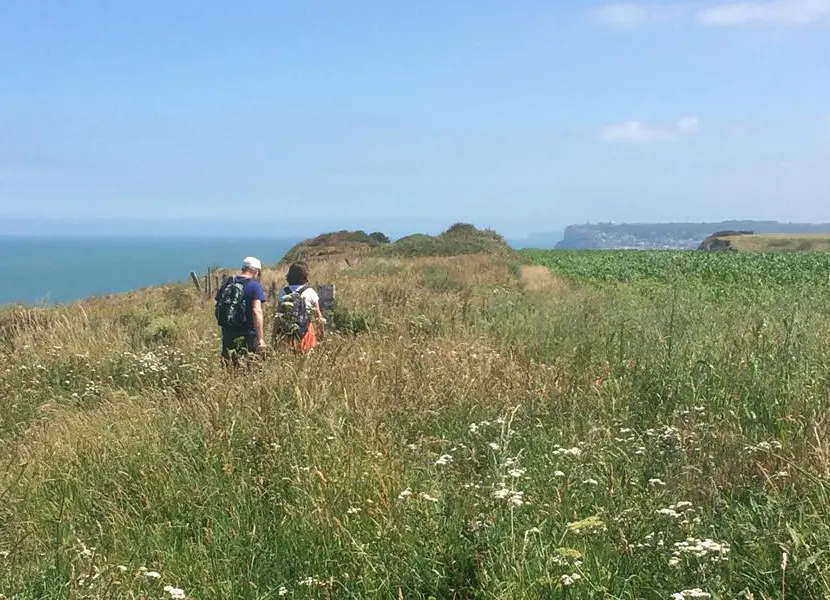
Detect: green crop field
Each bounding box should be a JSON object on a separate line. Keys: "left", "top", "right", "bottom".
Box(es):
{"left": 2, "top": 249, "right": 830, "bottom": 599}
{"left": 519, "top": 249, "right": 830, "bottom": 288}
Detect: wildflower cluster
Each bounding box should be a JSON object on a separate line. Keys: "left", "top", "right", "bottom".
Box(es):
{"left": 492, "top": 486, "right": 525, "bottom": 507}
{"left": 671, "top": 589, "right": 711, "bottom": 599}
{"left": 552, "top": 445, "right": 582, "bottom": 457}
{"left": 744, "top": 440, "right": 783, "bottom": 454}
{"left": 671, "top": 538, "right": 730, "bottom": 564}
{"left": 657, "top": 501, "right": 695, "bottom": 521}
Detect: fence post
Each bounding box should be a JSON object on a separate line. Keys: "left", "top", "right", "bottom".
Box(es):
{"left": 318, "top": 283, "right": 336, "bottom": 330}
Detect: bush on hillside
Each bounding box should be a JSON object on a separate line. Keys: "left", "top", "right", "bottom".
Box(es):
{"left": 385, "top": 224, "right": 512, "bottom": 258}
{"left": 280, "top": 230, "right": 390, "bottom": 264}
{"left": 369, "top": 231, "right": 391, "bottom": 245}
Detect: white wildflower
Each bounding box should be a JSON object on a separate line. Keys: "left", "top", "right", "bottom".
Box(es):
{"left": 435, "top": 454, "right": 453, "bottom": 466}
{"left": 673, "top": 538, "right": 730, "bottom": 562}
{"left": 488, "top": 442, "right": 500, "bottom": 451}
{"left": 420, "top": 492, "right": 439, "bottom": 503}
{"left": 671, "top": 589, "right": 711, "bottom": 599}
{"left": 468, "top": 423, "right": 479, "bottom": 433}
{"left": 493, "top": 488, "right": 511, "bottom": 500}
{"left": 552, "top": 446, "right": 582, "bottom": 457}
{"left": 508, "top": 468, "right": 526, "bottom": 478}
{"left": 278, "top": 585, "right": 288, "bottom": 596}
{"left": 346, "top": 507, "right": 361, "bottom": 515}
{"left": 0, "top": 551, "right": 8, "bottom": 559}
{"left": 144, "top": 571, "right": 161, "bottom": 579}
{"left": 744, "top": 440, "right": 783, "bottom": 453}
{"left": 493, "top": 486, "right": 525, "bottom": 506}
{"left": 554, "top": 470, "right": 566, "bottom": 477}
{"left": 298, "top": 576, "right": 316, "bottom": 586}
{"left": 560, "top": 573, "right": 581, "bottom": 586}
{"left": 163, "top": 586, "right": 186, "bottom": 599}
{"left": 398, "top": 487, "right": 413, "bottom": 500}
{"left": 649, "top": 478, "right": 667, "bottom": 487}
{"left": 582, "top": 478, "right": 599, "bottom": 486}
{"left": 657, "top": 508, "right": 681, "bottom": 518}
{"left": 116, "top": 565, "right": 128, "bottom": 573}
{"left": 668, "top": 557, "right": 680, "bottom": 567}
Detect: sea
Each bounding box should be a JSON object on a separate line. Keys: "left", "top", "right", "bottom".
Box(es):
{"left": 0, "top": 236, "right": 299, "bottom": 306}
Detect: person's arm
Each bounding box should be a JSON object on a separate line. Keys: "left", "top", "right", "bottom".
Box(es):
{"left": 252, "top": 299, "right": 265, "bottom": 348}
{"left": 307, "top": 289, "right": 326, "bottom": 323}
{"left": 252, "top": 281, "right": 267, "bottom": 349}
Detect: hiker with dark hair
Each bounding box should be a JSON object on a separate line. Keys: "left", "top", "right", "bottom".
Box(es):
{"left": 214, "top": 256, "right": 267, "bottom": 365}
{"left": 273, "top": 261, "right": 326, "bottom": 353}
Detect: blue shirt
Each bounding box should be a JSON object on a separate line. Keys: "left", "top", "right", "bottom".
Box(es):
{"left": 216, "top": 275, "right": 266, "bottom": 335}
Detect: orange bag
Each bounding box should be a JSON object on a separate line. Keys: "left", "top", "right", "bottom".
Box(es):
{"left": 288, "top": 323, "right": 317, "bottom": 354}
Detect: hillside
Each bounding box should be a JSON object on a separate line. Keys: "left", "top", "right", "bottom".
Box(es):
{"left": 279, "top": 230, "right": 390, "bottom": 264}
{"left": 2, "top": 246, "right": 830, "bottom": 598}
{"left": 281, "top": 223, "right": 513, "bottom": 264}
{"left": 699, "top": 232, "right": 830, "bottom": 252}
{"left": 556, "top": 220, "right": 830, "bottom": 250}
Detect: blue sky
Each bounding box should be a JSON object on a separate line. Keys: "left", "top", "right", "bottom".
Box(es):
{"left": 1, "top": 0, "right": 829, "bottom": 236}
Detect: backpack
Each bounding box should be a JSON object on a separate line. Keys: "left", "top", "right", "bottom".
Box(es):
{"left": 273, "top": 285, "right": 309, "bottom": 340}
{"left": 215, "top": 276, "right": 248, "bottom": 328}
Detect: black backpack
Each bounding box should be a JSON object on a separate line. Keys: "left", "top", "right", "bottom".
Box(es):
{"left": 215, "top": 276, "right": 248, "bottom": 328}
{"left": 273, "top": 285, "right": 309, "bottom": 340}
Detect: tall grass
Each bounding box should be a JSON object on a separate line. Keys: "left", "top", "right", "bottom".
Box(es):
{"left": 1, "top": 253, "right": 829, "bottom": 598}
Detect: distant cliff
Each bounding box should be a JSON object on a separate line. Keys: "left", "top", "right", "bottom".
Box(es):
{"left": 555, "top": 221, "right": 830, "bottom": 250}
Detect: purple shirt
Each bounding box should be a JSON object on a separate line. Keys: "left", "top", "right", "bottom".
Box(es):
{"left": 216, "top": 275, "right": 266, "bottom": 335}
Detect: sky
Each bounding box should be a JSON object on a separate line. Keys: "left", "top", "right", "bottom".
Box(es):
{"left": 1, "top": 0, "right": 829, "bottom": 237}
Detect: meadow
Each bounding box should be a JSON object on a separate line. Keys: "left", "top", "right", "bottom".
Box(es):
{"left": 2, "top": 248, "right": 830, "bottom": 599}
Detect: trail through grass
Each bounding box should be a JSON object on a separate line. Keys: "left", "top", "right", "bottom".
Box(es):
{"left": 2, "top": 252, "right": 830, "bottom": 599}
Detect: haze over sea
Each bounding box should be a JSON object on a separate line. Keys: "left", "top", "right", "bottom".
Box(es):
{"left": 0, "top": 236, "right": 299, "bottom": 306}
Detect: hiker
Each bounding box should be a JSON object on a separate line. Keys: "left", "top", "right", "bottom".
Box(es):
{"left": 214, "top": 256, "right": 267, "bottom": 366}
{"left": 273, "top": 261, "right": 326, "bottom": 353}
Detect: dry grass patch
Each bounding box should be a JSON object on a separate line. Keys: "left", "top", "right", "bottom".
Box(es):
{"left": 520, "top": 265, "right": 570, "bottom": 293}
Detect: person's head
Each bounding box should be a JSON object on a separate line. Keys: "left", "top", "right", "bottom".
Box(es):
{"left": 241, "top": 256, "right": 262, "bottom": 278}
{"left": 286, "top": 261, "right": 310, "bottom": 286}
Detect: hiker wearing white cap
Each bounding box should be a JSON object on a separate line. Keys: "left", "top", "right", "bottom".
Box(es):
{"left": 214, "top": 256, "right": 267, "bottom": 366}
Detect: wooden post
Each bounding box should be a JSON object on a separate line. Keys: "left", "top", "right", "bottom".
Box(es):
{"left": 318, "top": 283, "right": 336, "bottom": 330}
{"left": 189, "top": 271, "right": 202, "bottom": 293}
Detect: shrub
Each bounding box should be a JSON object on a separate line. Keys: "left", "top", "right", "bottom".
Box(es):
{"left": 332, "top": 306, "right": 371, "bottom": 335}
{"left": 369, "top": 232, "right": 391, "bottom": 245}
{"left": 144, "top": 315, "right": 188, "bottom": 344}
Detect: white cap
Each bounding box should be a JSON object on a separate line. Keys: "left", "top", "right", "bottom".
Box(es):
{"left": 242, "top": 256, "right": 262, "bottom": 271}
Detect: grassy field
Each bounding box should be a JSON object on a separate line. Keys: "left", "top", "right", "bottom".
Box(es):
{"left": 706, "top": 233, "right": 830, "bottom": 253}
{"left": 2, "top": 249, "right": 830, "bottom": 599}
